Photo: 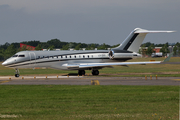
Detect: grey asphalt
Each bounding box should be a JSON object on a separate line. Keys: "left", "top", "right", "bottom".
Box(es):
{"left": 0, "top": 76, "right": 179, "bottom": 85}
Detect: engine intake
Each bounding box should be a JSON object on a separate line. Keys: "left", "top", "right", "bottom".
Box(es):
{"left": 108, "top": 50, "right": 114, "bottom": 59}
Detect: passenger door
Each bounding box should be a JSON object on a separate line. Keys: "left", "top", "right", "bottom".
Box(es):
{"left": 29, "top": 52, "right": 36, "bottom": 67}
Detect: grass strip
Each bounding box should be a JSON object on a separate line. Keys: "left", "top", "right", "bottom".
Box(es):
{"left": 0, "top": 85, "right": 179, "bottom": 120}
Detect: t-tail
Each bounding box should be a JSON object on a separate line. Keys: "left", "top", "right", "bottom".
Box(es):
{"left": 112, "top": 28, "right": 175, "bottom": 53}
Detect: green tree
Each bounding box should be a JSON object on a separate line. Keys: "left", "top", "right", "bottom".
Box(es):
{"left": 111, "top": 44, "right": 120, "bottom": 48}
{"left": 21, "top": 40, "right": 41, "bottom": 47}
{"left": 146, "top": 44, "right": 155, "bottom": 56}
{"left": 69, "top": 42, "right": 74, "bottom": 48}
{"left": 160, "top": 43, "right": 170, "bottom": 56}
{"left": 4, "top": 44, "right": 17, "bottom": 59}
{"left": 0, "top": 48, "right": 5, "bottom": 61}
{"left": 47, "top": 39, "right": 62, "bottom": 48}
{"left": 75, "top": 44, "right": 82, "bottom": 50}
{"left": 86, "top": 44, "right": 96, "bottom": 50}
{"left": 97, "top": 43, "right": 109, "bottom": 50}
{"left": 62, "top": 44, "right": 69, "bottom": 50}
{"left": 1, "top": 42, "right": 10, "bottom": 50}
{"left": 173, "top": 45, "right": 177, "bottom": 56}
{"left": 176, "top": 42, "right": 180, "bottom": 56}
{"left": 35, "top": 44, "right": 42, "bottom": 50}
{"left": 48, "top": 45, "right": 55, "bottom": 50}
{"left": 141, "top": 42, "right": 153, "bottom": 47}
{"left": 139, "top": 44, "right": 146, "bottom": 57}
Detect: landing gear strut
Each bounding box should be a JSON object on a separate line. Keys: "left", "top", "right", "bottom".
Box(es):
{"left": 78, "top": 70, "right": 85, "bottom": 76}
{"left": 92, "top": 70, "right": 99, "bottom": 75}
{"left": 15, "top": 68, "right": 20, "bottom": 77}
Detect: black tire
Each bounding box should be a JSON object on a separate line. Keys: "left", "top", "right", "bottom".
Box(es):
{"left": 78, "top": 70, "right": 85, "bottom": 76}
{"left": 92, "top": 70, "right": 99, "bottom": 75}
{"left": 15, "top": 74, "right": 20, "bottom": 77}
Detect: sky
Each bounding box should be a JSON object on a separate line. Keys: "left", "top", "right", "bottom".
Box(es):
{"left": 0, "top": 0, "right": 179, "bottom": 46}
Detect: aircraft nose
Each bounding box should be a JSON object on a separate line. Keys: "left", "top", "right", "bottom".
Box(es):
{"left": 2, "top": 61, "right": 7, "bottom": 66}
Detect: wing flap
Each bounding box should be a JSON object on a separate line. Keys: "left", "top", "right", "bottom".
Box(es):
{"left": 79, "top": 61, "right": 161, "bottom": 68}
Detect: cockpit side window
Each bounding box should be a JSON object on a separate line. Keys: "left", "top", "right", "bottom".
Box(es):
{"left": 18, "top": 55, "right": 25, "bottom": 57}
{"left": 12, "top": 55, "right": 18, "bottom": 57}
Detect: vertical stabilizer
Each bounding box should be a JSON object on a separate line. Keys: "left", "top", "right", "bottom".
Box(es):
{"left": 113, "top": 28, "right": 174, "bottom": 53}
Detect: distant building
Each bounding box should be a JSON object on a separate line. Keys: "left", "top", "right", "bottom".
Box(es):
{"left": 139, "top": 46, "right": 175, "bottom": 57}
{"left": 20, "top": 43, "right": 36, "bottom": 50}
{"left": 153, "top": 47, "right": 161, "bottom": 53}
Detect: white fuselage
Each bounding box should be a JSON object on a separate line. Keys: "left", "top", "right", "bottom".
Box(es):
{"left": 2, "top": 50, "right": 139, "bottom": 70}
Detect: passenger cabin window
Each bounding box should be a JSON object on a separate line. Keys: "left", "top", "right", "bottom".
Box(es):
{"left": 83, "top": 55, "right": 85, "bottom": 58}
{"left": 70, "top": 56, "right": 71, "bottom": 58}
{"left": 18, "top": 55, "right": 25, "bottom": 57}
{"left": 74, "top": 56, "right": 76, "bottom": 58}
{"left": 88, "top": 55, "right": 89, "bottom": 58}
{"left": 65, "top": 56, "right": 67, "bottom": 58}
{"left": 79, "top": 55, "right": 81, "bottom": 58}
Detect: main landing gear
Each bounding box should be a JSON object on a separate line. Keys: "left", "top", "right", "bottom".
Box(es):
{"left": 78, "top": 70, "right": 99, "bottom": 76}
{"left": 78, "top": 70, "right": 85, "bottom": 76}
{"left": 92, "top": 70, "right": 99, "bottom": 75}
{"left": 15, "top": 68, "right": 20, "bottom": 77}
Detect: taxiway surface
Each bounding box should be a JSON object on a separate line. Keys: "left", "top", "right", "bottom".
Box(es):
{"left": 0, "top": 76, "right": 179, "bottom": 85}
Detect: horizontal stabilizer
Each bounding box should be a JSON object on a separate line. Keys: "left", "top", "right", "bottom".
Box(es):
{"left": 134, "top": 29, "right": 175, "bottom": 34}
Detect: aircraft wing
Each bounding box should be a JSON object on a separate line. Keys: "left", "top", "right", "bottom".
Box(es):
{"left": 62, "top": 61, "right": 161, "bottom": 69}
{"left": 62, "top": 53, "right": 173, "bottom": 69}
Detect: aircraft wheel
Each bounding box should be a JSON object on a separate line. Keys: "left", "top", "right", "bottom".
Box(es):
{"left": 78, "top": 70, "right": 85, "bottom": 76}
{"left": 15, "top": 74, "right": 20, "bottom": 77}
{"left": 15, "top": 68, "right": 20, "bottom": 77}
{"left": 92, "top": 70, "right": 99, "bottom": 75}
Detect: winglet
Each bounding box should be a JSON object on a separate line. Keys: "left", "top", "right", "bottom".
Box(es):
{"left": 163, "top": 52, "right": 173, "bottom": 62}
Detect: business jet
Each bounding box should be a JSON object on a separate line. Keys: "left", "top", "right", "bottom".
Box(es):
{"left": 2, "top": 28, "right": 174, "bottom": 77}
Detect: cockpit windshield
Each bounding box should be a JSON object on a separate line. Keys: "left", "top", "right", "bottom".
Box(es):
{"left": 18, "top": 55, "right": 25, "bottom": 57}
{"left": 12, "top": 55, "right": 18, "bottom": 57}
{"left": 12, "top": 54, "right": 25, "bottom": 57}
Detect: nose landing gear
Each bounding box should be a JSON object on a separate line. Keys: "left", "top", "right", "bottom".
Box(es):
{"left": 15, "top": 68, "right": 20, "bottom": 77}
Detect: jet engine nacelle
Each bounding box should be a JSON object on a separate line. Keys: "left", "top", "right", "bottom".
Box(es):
{"left": 109, "top": 49, "right": 141, "bottom": 60}
{"left": 108, "top": 50, "right": 114, "bottom": 59}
